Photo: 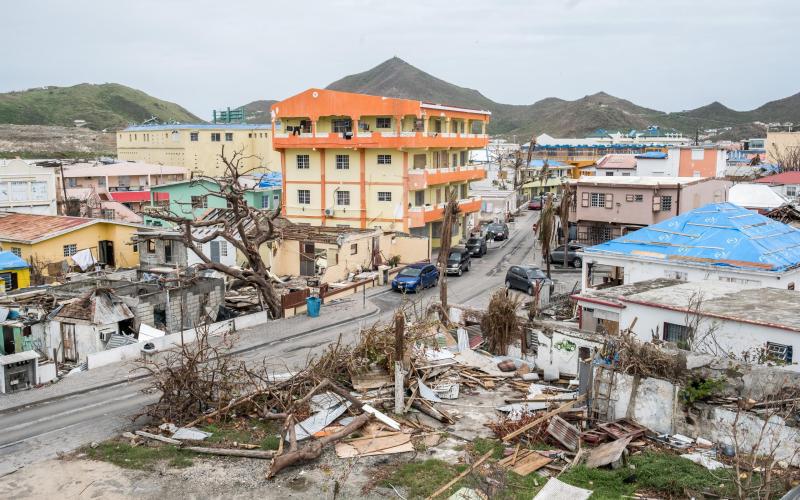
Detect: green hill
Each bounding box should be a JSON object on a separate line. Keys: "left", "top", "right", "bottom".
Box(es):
{"left": 240, "top": 99, "right": 278, "bottom": 124}
{"left": 0, "top": 83, "right": 201, "bottom": 131}
{"left": 324, "top": 57, "right": 800, "bottom": 139}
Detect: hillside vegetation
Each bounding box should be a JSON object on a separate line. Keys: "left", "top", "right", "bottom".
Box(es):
{"left": 323, "top": 57, "right": 800, "bottom": 138}
{"left": 0, "top": 83, "right": 201, "bottom": 131}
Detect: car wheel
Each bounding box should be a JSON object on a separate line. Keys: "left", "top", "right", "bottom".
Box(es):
{"left": 505, "top": 280, "right": 512, "bottom": 290}
{"left": 457, "top": 267, "right": 463, "bottom": 277}
{"left": 527, "top": 285, "right": 534, "bottom": 295}
{"left": 573, "top": 257, "right": 582, "bottom": 268}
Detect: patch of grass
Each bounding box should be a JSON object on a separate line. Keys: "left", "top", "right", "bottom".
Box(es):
{"left": 560, "top": 451, "right": 732, "bottom": 499}
{"left": 499, "top": 471, "right": 546, "bottom": 500}
{"left": 84, "top": 442, "right": 194, "bottom": 470}
{"left": 203, "top": 419, "right": 280, "bottom": 450}
{"left": 473, "top": 438, "right": 505, "bottom": 459}
{"left": 383, "top": 459, "right": 473, "bottom": 498}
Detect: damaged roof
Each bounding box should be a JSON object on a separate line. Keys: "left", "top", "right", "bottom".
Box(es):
{"left": 586, "top": 202, "right": 800, "bottom": 272}
{"left": 0, "top": 213, "right": 141, "bottom": 244}
{"left": 54, "top": 288, "right": 134, "bottom": 324}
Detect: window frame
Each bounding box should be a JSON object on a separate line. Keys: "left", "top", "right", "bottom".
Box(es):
{"left": 297, "top": 189, "right": 311, "bottom": 205}
{"left": 377, "top": 154, "right": 392, "bottom": 165}
{"left": 376, "top": 117, "right": 392, "bottom": 129}
{"left": 377, "top": 191, "right": 392, "bottom": 202}
{"left": 210, "top": 132, "right": 221, "bottom": 142}
{"left": 190, "top": 132, "right": 199, "bottom": 141}
{"left": 63, "top": 243, "right": 77, "bottom": 257}
{"left": 336, "top": 190, "right": 351, "bottom": 206}
{"left": 335, "top": 154, "right": 350, "bottom": 170}
{"left": 296, "top": 154, "right": 310, "bottom": 169}
{"left": 661, "top": 195, "right": 673, "bottom": 211}
{"left": 224, "top": 132, "right": 233, "bottom": 141}
{"left": 590, "top": 192, "right": 606, "bottom": 208}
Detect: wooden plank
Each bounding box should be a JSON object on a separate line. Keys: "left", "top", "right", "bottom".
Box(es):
{"left": 427, "top": 450, "right": 493, "bottom": 499}
{"left": 510, "top": 452, "right": 553, "bottom": 476}
{"left": 502, "top": 394, "right": 586, "bottom": 442}
{"left": 585, "top": 436, "right": 633, "bottom": 469}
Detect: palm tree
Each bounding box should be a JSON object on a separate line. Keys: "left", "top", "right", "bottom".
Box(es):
{"left": 536, "top": 193, "right": 556, "bottom": 278}
{"left": 557, "top": 185, "right": 574, "bottom": 268}
{"left": 436, "top": 189, "right": 460, "bottom": 316}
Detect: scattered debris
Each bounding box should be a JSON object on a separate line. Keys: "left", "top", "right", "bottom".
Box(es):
{"left": 532, "top": 478, "right": 592, "bottom": 500}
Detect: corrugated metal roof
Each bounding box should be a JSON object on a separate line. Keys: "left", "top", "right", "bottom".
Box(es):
{"left": 586, "top": 202, "right": 800, "bottom": 272}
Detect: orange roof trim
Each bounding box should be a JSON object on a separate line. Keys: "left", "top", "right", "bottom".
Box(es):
{"left": 271, "top": 88, "right": 491, "bottom": 121}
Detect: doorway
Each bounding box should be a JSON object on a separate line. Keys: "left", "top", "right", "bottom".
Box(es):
{"left": 300, "top": 241, "right": 315, "bottom": 276}
{"left": 99, "top": 240, "right": 115, "bottom": 267}
{"left": 61, "top": 323, "right": 77, "bottom": 362}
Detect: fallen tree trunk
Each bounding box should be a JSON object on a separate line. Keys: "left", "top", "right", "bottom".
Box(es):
{"left": 266, "top": 412, "right": 372, "bottom": 478}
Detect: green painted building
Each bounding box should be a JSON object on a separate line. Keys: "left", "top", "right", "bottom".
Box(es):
{"left": 144, "top": 179, "right": 281, "bottom": 226}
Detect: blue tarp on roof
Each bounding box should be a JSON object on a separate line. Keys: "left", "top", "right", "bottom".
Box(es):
{"left": 528, "top": 159, "right": 566, "bottom": 168}
{"left": 585, "top": 203, "right": 800, "bottom": 272}
{"left": 258, "top": 171, "right": 282, "bottom": 188}
{"left": 635, "top": 151, "right": 668, "bottom": 159}
{"left": 0, "top": 251, "right": 29, "bottom": 270}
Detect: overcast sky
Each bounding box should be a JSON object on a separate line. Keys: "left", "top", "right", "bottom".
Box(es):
{"left": 3, "top": 0, "right": 798, "bottom": 120}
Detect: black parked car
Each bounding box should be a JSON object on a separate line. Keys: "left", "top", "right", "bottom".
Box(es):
{"left": 505, "top": 265, "right": 552, "bottom": 295}
{"left": 485, "top": 222, "right": 510, "bottom": 241}
{"left": 446, "top": 247, "right": 471, "bottom": 276}
{"left": 465, "top": 235, "right": 488, "bottom": 257}
{"left": 549, "top": 243, "right": 586, "bottom": 268}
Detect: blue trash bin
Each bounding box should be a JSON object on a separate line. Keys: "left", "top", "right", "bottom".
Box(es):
{"left": 306, "top": 296, "right": 321, "bottom": 317}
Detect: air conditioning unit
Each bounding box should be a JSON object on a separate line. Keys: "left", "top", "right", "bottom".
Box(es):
{"left": 99, "top": 329, "right": 112, "bottom": 343}
{"left": 324, "top": 208, "right": 334, "bottom": 216}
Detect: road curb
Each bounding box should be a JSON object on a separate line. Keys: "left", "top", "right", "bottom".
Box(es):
{"left": 0, "top": 305, "right": 380, "bottom": 415}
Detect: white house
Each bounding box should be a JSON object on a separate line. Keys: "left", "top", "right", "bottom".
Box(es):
{"left": 728, "top": 183, "right": 791, "bottom": 212}
{"left": 755, "top": 172, "right": 800, "bottom": 204}
{"left": 634, "top": 150, "right": 680, "bottom": 177}
{"left": 581, "top": 202, "right": 800, "bottom": 291}
{"left": 574, "top": 279, "right": 800, "bottom": 371}
{"left": 0, "top": 159, "right": 57, "bottom": 215}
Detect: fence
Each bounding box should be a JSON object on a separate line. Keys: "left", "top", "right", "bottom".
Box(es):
{"left": 86, "top": 310, "right": 269, "bottom": 370}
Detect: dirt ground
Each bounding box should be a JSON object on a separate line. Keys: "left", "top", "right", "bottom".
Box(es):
{"left": 0, "top": 443, "right": 469, "bottom": 500}
{"left": 0, "top": 387, "right": 509, "bottom": 499}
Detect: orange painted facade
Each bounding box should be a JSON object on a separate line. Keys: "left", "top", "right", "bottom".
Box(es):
{"left": 272, "top": 88, "right": 490, "bottom": 241}
{"left": 677, "top": 147, "right": 726, "bottom": 178}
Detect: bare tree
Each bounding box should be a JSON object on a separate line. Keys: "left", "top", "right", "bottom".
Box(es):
{"left": 770, "top": 142, "right": 800, "bottom": 172}
{"left": 535, "top": 193, "right": 556, "bottom": 278}
{"left": 436, "top": 189, "right": 460, "bottom": 317}
{"left": 142, "top": 147, "right": 283, "bottom": 317}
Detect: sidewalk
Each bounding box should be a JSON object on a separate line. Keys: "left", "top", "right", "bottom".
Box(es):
{"left": 0, "top": 298, "right": 380, "bottom": 413}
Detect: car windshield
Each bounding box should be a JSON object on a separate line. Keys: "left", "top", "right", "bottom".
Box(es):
{"left": 467, "top": 238, "right": 479, "bottom": 244}
{"left": 526, "top": 268, "right": 547, "bottom": 279}
{"left": 448, "top": 252, "right": 462, "bottom": 260}
{"left": 398, "top": 268, "right": 422, "bottom": 277}
{"left": 488, "top": 224, "right": 503, "bottom": 231}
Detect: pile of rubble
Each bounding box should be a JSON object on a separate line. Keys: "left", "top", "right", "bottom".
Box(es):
{"left": 122, "top": 303, "right": 800, "bottom": 497}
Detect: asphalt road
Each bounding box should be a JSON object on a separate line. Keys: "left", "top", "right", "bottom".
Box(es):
{"left": 0, "top": 209, "right": 580, "bottom": 476}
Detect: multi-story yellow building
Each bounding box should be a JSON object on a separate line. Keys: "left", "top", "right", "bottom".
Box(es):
{"left": 116, "top": 124, "right": 280, "bottom": 177}
{"left": 271, "top": 89, "right": 490, "bottom": 247}
{"left": 767, "top": 131, "right": 800, "bottom": 164}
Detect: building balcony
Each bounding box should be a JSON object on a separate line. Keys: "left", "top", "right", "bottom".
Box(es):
{"left": 408, "top": 196, "right": 482, "bottom": 228}
{"left": 273, "top": 131, "right": 489, "bottom": 150}
{"left": 408, "top": 165, "right": 487, "bottom": 189}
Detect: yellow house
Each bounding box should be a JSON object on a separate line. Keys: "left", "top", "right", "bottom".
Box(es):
{"left": 767, "top": 131, "right": 800, "bottom": 164}
{"left": 116, "top": 124, "right": 280, "bottom": 177}
{"left": 0, "top": 213, "right": 141, "bottom": 275}
{"left": 0, "top": 251, "right": 31, "bottom": 291}
{"left": 271, "top": 89, "right": 490, "bottom": 248}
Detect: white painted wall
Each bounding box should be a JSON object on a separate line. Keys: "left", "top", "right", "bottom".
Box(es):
{"left": 535, "top": 330, "right": 601, "bottom": 377}
{"left": 621, "top": 301, "right": 800, "bottom": 371}
{"left": 187, "top": 237, "right": 237, "bottom": 268}
{"left": 635, "top": 149, "right": 680, "bottom": 177}
{"left": 581, "top": 253, "right": 800, "bottom": 291}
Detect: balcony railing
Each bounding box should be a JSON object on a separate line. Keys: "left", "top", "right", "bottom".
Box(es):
{"left": 273, "top": 130, "right": 488, "bottom": 149}
{"left": 408, "top": 196, "right": 483, "bottom": 228}
{"left": 408, "top": 165, "right": 487, "bottom": 189}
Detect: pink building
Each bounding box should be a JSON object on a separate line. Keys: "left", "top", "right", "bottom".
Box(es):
{"left": 569, "top": 176, "right": 730, "bottom": 244}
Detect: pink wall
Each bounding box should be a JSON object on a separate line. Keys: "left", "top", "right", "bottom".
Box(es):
{"left": 573, "top": 179, "right": 730, "bottom": 226}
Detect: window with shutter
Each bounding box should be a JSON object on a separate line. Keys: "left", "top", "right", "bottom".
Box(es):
{"left": 604, "top": 193, "right": 613, "bottom": 209}
{"left": 652, "top": 195, "right": 661, "bottom": 212}
{"left": 581, "top": 192, "right": 589, "bottom": 207}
